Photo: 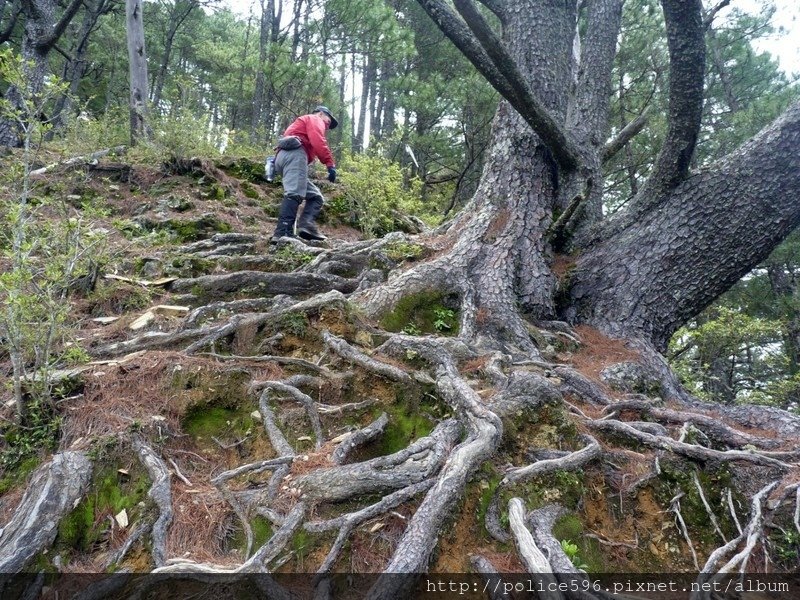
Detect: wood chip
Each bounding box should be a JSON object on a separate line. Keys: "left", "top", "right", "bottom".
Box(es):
{"left": 153, "top": 305, "right": 190, "bottom": 317}
{"left": 115, "top": 509, "right": 129, "bottom": 529}
{"left": 129, "top": 311, "right": 155, "bottom": 331}
{"left": 91, "top": 316, "right": 120, "bottom": 324}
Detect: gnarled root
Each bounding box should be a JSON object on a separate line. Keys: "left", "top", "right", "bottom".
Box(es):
{"left": 0, "top": 451, "right": 92, "bottom": 573}
{"left": 132, "top": 436, "right": 174, "bottom": 568}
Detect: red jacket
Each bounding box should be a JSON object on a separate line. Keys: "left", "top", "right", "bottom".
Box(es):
{"left": 282, "top": 114, "right": 336, "bottom": 168}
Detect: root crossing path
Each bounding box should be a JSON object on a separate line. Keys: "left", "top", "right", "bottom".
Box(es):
{"left": 4, "top": 227, "right": 800, "bottom": 600}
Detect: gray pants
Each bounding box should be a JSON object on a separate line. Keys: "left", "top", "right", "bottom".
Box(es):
{"left": 273, "top": 147, "right": 325, "bottom": 237}
{"left": 276, "top": 147, "right": 324, "bottom": 200}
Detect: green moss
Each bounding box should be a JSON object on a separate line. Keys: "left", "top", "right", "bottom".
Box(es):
{"left": 473, "top": 467, "right": 503, "bottom": 538}
{"left": 0, "top": 455, "right": 41, "bottom": 494}
{"left": 374, "top": 391, "right": 437, "bottom": 456}
{"left": 654, "top": 460, "right": 738, "bottom": 546}
{"left": 384, "top": 241, "right": 426, "bottom": 263}
{"left": 217, "top": 158, "right": 265, "bottom": 183}
{"left": 240, "top": 182, "right": 260, "bottom": 199}
{"left": 273, "top": 311, "right": 309, "bottom": 337}
{"left": 57, "top": 464, "right": 150, "bottom": 553}
{"left": 164, "top": 255, "right": 216, "bottom": 278}
{"left": 230, "top": 515, "right": 274, "bottom": 553}
{"left": 168, "top": 214, "right": 232, "bottom": 242}
{"left": 182, "top": 406, "right": 255, "bottom": 441}
{"left": 273, "top": 245, "right": 314, "bottom": 270}
{"left": 379, "top": 292, "right": 460, "bottom": 336}
{"left": 291, "top": 528, "right": 314, "bottom": 565}
{"left": 552, "top": 513, "right": 583, "bottom": 541}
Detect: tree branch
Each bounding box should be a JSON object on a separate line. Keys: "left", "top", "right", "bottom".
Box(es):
{"left": 602, "top": 107, "right": 651, "bottom": 163}
{"left": 570, "top": 0, "right": 624, "bottom": 146}
{"left": 571, "top": 100, "right": 800, "bottom": 348}
{"left": 38, "top": 0, "right": 86, "bottom": 51}
{"left": 474, "top": 0, "right": 505, "bottom": 22}
{"left": 636, "top": 0, "right": 705, "bottom": 200}
{"left": 703, "top": 0, "right": 732, "bottom": 30}
{"left": 415, "top": 0, "right": 580, "bottom": 172}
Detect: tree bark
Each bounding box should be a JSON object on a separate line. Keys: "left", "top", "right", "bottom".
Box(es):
{"left": 0, "top": 0, "right": 85, "bottom": 147}
{"left": 569, "top": 100, "right": 800, "bottom": 349}
{"left": 151, "top": 0, "right": 198, "bottom": 109}
{"left": 126, "top": 0, "right": 151, "bottom": 145}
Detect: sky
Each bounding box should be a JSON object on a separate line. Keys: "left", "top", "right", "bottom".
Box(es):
{"left": 733, "top": 0, "right": 800, "bottom": 77}
{"left": 221, "top": 0, "right": 800, "bottom": 78}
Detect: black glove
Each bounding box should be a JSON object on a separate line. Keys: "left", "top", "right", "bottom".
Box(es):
{"left": 327, "top": 166, "right": 337, "bottom": 183}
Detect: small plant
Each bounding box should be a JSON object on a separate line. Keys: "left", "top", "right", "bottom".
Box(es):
{"left": 277, "top": 312, "right": 309, "bottom": 337}
{"left": 274, "top": 244, "right": 314, "bottom": 269}
{"left": 433, "top": 307, "right": 456, "bottom": 332}
{"left": 339, "top": 151, "right": 428, "bottom": 238}
{"left": 560, "top": 539, "right": 589, "bottom": 571}
{"left": 384, "top": 240, "right": 425, "bottom": 262}
{"left": 0, "top": 396, "right": 61, "bottom": 473}
{"left": 402, "top": 323, "right": 422, "bottom": 336}
{"left": 0, "top": 51, "right": 105, "bottom": 418}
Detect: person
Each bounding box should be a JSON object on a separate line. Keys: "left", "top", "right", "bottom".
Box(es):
{"left": 270, "top": 105, "right": 338, "bottom": 242}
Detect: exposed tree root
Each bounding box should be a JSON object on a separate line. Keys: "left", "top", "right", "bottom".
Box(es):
{"left": 168, "top": 270, "right": 358, "bottom": 300}
{"left": 323, "top": 331, "right": 413, "bottom": 384}
{"left": 332, "top": 411, "right": 388, "bottom": 464}
{"left": 210, "top": 457, "right": 294, "bottom": 558}
{"left": 365, "top": 336, "right": 503, "bottom": 599}
{"left": 255, "top": 381, "right": 325, "bottom": 449}
{"left": 469, "top": 555, "right": 507, "bottom": 600}
{"left": 501, "top": 434, "right": 600, "bottom": 486}
{"left": 693, "top": 481, "right": 779, "bottom": 599}
{"left": 297, "top": 419, "right": 460, "bottom": 502}
{"left": 508, "top": 498, "right": 562, "bottom": 600}
{"left": 603, "top": 398, "right": 784, "bottom": 449}
{"left": 21, "top": 208, "right": 800, "bottom": 592}
{"left": 306, "top": 480, "right": 435, "bottom": 576}
{"left": 132, "top": 436, "right": 174, "bottom": 568}
{"left": 587, "top": 418, "right": 796, "bottom": 470}
{"left": 0, "top": 451, "right": 92, "bottom": 573}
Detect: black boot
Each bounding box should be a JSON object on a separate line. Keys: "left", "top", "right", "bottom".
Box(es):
{"left": 271, "top": 194, "right": 303, "bottom": 242}
{"left": 297, "top": 195, "right": 326, "bottom": 241}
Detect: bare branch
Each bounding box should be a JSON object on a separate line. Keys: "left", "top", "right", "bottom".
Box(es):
{"left": 38, "top": 0, "right": 86, "bottom": 51}
{"left": 638, "top": 0, "right": 706, "bottom": 198}
{"left": 415, "top": 0, "right": 580, "bottom": 172}
{"left": 704, "top": 0, "right": 732, "bottom": 30}
{"left": 602, "top": 107, "right": 651, "bottom": 163}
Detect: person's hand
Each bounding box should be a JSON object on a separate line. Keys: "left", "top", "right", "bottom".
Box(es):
{"left": 327, "top": 166, "right": 337, "bottom": 183}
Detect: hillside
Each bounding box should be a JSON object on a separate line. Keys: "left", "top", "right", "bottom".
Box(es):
{"left": 1, "top": 150, "right": 799, "bottom": 599}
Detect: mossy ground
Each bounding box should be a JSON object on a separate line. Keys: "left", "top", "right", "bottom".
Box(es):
{"left": 379, "top": 291, "right": 459, "bottom": 336}
{"left": 56, "top": 455, "right": 150, "bottom": 556}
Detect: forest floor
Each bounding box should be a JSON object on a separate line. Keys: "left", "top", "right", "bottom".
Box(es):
{"left": 1, "top": 151, "right": 799, "bottom": 598}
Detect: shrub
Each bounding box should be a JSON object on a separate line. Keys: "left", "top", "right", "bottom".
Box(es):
{"left": 339, "top": 152, "right": 432, "bottom": 237}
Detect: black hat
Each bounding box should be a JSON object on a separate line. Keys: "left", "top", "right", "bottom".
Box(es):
{"left": 313, "top": 105, "right": 338, "bottom": 130}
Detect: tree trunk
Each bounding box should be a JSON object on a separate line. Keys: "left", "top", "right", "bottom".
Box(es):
{"left": 569, "top": 100, "right": 800, "bottom": 349}
{"left": 361, "top": 0, "right": 614, "bottom": 352}
{"left": 126, "top": 0, "right": 151, "bottom": 145}
{"left": 354, "top": 52, "right": 374, "bottom": 152}
{"left": 0, "top": 0, "right": 84, "bottom": 147}
{"left": 152, "top": 0, "right": 198, "bottom": 109}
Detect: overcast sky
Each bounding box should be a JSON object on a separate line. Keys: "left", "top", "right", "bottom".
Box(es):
{"left": 734, "top": 0, "right": 800, "bottom": 77}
